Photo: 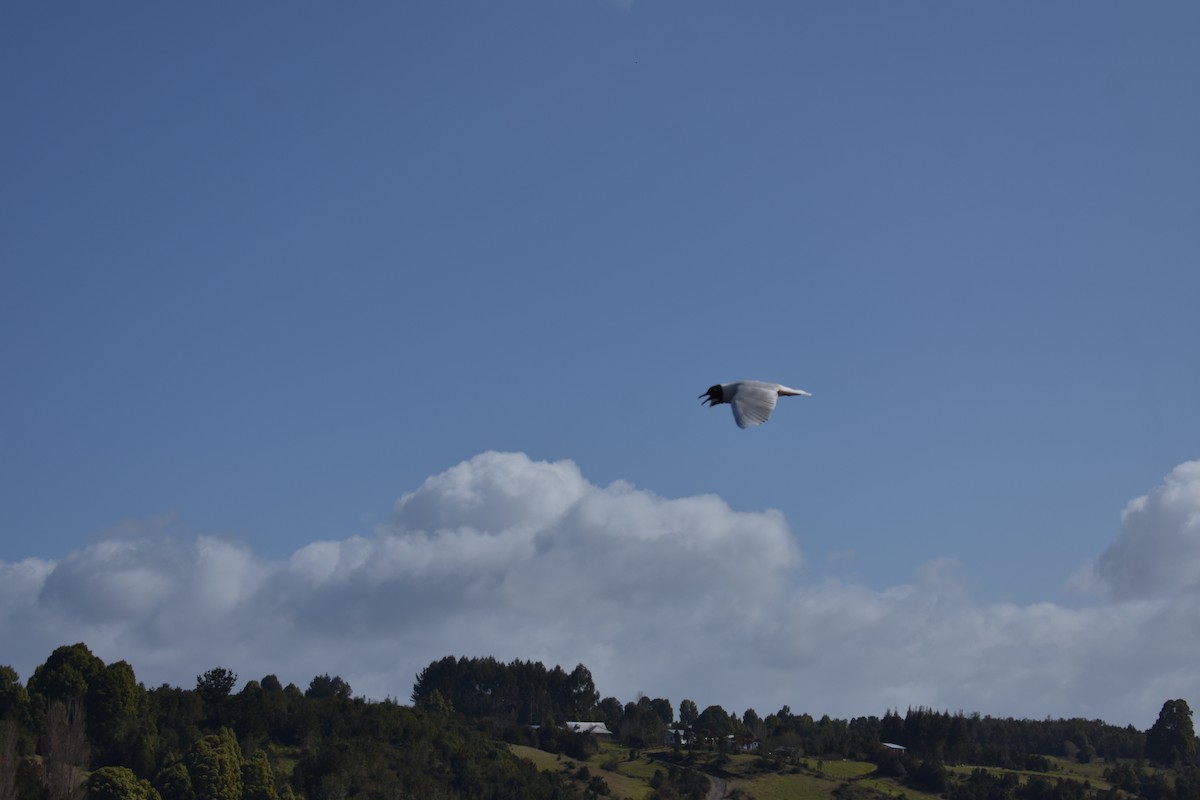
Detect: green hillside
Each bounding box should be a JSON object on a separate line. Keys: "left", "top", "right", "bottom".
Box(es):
{"left": 3, "top": 645, "right": 1199, "bottom": 800}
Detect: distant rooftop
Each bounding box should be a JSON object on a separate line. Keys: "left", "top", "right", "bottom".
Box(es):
{"left": 565, "top": 721, "right": 613, "bottom": 736}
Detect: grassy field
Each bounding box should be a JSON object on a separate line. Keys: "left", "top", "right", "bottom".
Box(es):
{"left": 508, "top": 742, "right": 1133, "bottom": 800}
{"left": 811, "top": 759, "right": 877, "bottom": 780}
{"left": 726, "top": 772, "right": 833, "bottom": 800}
{"left": 720, "top": 754, "right": 942, "bottom": 800}
{"left": 1045, "top": 755, "right": 1125, "bottom": 784}
{"left": 946, "top": 756, "right": 1116, "bottom": 793}
{"left": 510, "top": 742, "right": 950, "bottom": 800}
{"left": 509, "top": 742, "right": 658, "bottom": 799}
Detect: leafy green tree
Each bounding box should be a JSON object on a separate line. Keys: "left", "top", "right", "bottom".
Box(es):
{"left": 195, "top": 669, "right": 237, "bottom": 728}
{"left": 28, "top": 644, "right": 105, "bottom": 709}
{"left": 694, "top": 705, "right": 734, "bottom": 746}
{"left": 424, "top": 689, "right": 453, "bottom": 716}
{"left": 20, "top": 645, "right": 597, "bottom": 800}
{"left": 1146, "top": 698, "right": 1197, "bottom": 767}
{"left": 597, "top": 697, "right": 623, "bottom": 735}
{"left": 185, "top": 729, "right": 241, "bottom": 800}
{"left": 304, "top": 675, "right": 351, "bottom": 700}
{"left": 880, "top": 709, "right": 905, "bottom": 745}
{"left": 1174, "top": 766, "right": 1200, "bottom": 800}
{"left": 87, "top": 766, "right": 161, "bottom": 800}
{"left": 0, "top": 667, "right": 30, "bottom": 725}
{"left": 124, "top": 722, "right": 160, "bottom": 791}
{"left": 412, "top": 655, "right": 599, "bottom": 726}
{"left": 678, "top": 699, "right": 698, "bottom": 728}
{"left": 618, "top": 698, "right": 669, "bottom": 749}
{"left": 152, "top": 763, "right": 193, "bottom": 800}
{"left": 908, "top": 759, "right": 948, "bottom": 793}
{"left": 565, "top": 665, "right": 600, "bottom": 720}
{"left": 537, "top": 714, "right": 559, "bottom": 753}
{"left": 648, "top": 698, "right": 673, "bottom": 727}
{"left": 89, "top": 661, "right": 142, "bottom": 767}
{"left": 239, "top": 751, "right": 278, "bottom": 800}
{"left": 1103, "top": 762, "right": 1142, "bottom": 794}
{"left": 259, "top": 676, "right": 283, "bottom": 694}
{"left": 194, "top": 670, "right": 237, "bottom": 706}
{"left": 1140, "top": 771, "right": 1173, "bottom": 800}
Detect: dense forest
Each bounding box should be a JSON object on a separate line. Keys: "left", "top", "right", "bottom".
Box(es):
{"left": 0, "top": 644, "right": 585, "bottom": 800}
{"left": 411, "top": 656, "right": 1167, "bottom": 768}
{"left": 2, "top": 644, "right": 1198, "bottom": 800}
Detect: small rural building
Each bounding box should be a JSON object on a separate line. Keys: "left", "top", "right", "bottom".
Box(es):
{"left": 564, "top": 721, "right": 613, "bottom": 737}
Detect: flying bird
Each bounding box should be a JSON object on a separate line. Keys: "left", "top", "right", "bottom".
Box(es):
{"left": 699, "top": 380, "right": 812, "bottom": 428}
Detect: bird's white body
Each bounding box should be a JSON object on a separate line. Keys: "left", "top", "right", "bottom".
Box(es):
{"left": 700, "top": 380, "right": 812, "bottom": 428}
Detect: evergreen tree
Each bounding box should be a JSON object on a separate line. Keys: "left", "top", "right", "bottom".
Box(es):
{"left": 678, "top": 699, "right": 698, "bottom": 728}
{"left": 87, "top": 766, "right": 161, "bottom": 800}
{"left": 1146, "top": 699, "right": 1197, "bottom": 767}
{"left": 0, "top": 667, "right": 30, "bottom": 725}
{"left": 185, "top": 729, "right": 241, "bottom": 800}
{"left": 694, "top": 705, "right": 735, "bottom": 746}
{"left": 28, "top": 644, "right": 104, "bottom": 710}
{"left": 597, "top": 697, "right": 623, "bottom": 734}
{"left": 565, "top": 664, "right": 600, "bottom": 720}
{"left": 195, "top": 669, "right": 237, "bottom": 729}
{"left": 89, "top": 661, "right": 142, "bottom": 767}
{"left": 304, "top": 675, "right": 351, "bottom": 700}
{"left": 152, "top": 762, "right": 193, "bottom": 800}
{"left": 239, "top": 751, "right": 278, "bottom": 800}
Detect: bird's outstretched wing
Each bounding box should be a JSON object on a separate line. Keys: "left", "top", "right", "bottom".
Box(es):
{"left": 730, "top": 384, "right": 778, "bottom": 428}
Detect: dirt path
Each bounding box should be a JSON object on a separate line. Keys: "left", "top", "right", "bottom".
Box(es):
{"left": 704, "top": 773, "right": 726, "bottom": 800}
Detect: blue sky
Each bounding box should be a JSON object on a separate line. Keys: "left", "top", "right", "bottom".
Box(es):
{"left": 3, "top": 2, "right": 1199, "bottom": 727}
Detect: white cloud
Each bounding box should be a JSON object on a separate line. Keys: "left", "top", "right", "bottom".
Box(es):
{"left": 1089, "top": 460, "right": 1200, "bottom": 600}
{"left": 0, "top": 557, "right": 54, "bottom": 611}
{"left": 2, "top": 452, "right": 1199, "bottom": 727}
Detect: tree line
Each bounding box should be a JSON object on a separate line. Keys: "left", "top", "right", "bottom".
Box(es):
{"left": 3, "top": 644, "right": 1198, "bottom": 800}
{"left": 411, "top": 655, "right": 600, "bottom": 726}
{"left": 1, "top": 643, "right": 586, "bottom": 800}
{"left": 409, "top": 654, "right": 1197, "bottom": 773}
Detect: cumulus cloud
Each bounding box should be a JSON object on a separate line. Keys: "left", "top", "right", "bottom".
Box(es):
{"left": 2, "top": 452, "right": 1199, "bottom": 728}
{"left": 1089, "top": 460, "right": 1200, "bottom": 600}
